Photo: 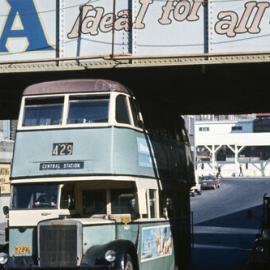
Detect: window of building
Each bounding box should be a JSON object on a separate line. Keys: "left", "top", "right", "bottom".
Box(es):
{"left": 231, "top": 126, "right": 242, "bottom": 131}
{"left": 253, "top": 119, "right": 270, "bottom": 132}
{"left": 116, "top": 95, "right": 131, "bottom": 124}
{"left": 199, "top": 127, "right": 209, "bottom": 132}
{"left": 68, "top": 95, "right": 109, "bottom": 124}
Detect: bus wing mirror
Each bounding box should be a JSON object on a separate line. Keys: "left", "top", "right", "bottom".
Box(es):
{"left": 3, "top": 206, "right": 9, "bottom": 215}
{"left": 162, "top": 198, "right": 172, "bottom": 218}
{"left": 130, "top": 198, "right": 139, "bottom": 220}
{"left": 62, "top": 193, "right": 74, "bottom": 210}
{"left": 67, "top": 194, "right": 74, "bottom": 210}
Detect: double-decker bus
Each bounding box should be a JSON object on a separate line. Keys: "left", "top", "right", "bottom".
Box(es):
{"left": 0, "top": 80, "right": 194, "bottom": 270}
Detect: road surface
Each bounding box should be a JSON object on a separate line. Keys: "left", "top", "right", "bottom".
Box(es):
{"left": 191, "top": 178, "right": 270, "bottom": 270}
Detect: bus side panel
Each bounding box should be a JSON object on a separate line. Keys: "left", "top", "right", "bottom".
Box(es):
{"left": 140, "top": 255, "right": 175, "bottom": 270}
{"left": 116, "top": 223, "right": 140, "bottom": 244}
{"left": 112, "top": 128, "right": 156, "bottom": 177}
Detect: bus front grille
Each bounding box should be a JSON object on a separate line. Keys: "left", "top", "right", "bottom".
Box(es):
{"left": 39, "top": 223, "right": 80, "bottom": 267}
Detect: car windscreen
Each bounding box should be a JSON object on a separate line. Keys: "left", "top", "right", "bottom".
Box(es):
{"left": 67, "top": 95, "right": 109, "bottom": 124}
{"left": 23, "top": 97, "right": 64, "bottom": 126}
{"left": 201, "top": 176, "right": 215, "bottom": 180}
{"left": 12, "top": 184, "right": 59, "bottom": 209}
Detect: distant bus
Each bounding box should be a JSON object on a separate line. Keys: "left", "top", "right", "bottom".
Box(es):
{"left": 1, "top": 80, "right": 194, "bottom": 270}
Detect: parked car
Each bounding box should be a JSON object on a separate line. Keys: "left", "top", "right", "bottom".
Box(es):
{"left": 200, "top": 175, "right": 220, "bottom": 190}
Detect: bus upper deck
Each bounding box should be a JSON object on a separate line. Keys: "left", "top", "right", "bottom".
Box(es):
{"left": 12, "top": 79, "right": 157, "bottom": 181}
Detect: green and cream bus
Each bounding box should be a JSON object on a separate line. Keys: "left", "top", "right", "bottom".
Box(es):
{"left": 0, "top": 80, "right": 194, "bottom": 270}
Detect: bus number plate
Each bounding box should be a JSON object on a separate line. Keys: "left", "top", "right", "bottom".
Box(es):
{"left": 14, "top": 245, "right": 31, "bottom": 255}
{"left": 52, "top": 143, "right": 73, "bottom": 156}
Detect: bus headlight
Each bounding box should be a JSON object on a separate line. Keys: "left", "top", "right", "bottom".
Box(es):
{"left": 105, "top": 250, "right": 116, "bottom": 262}
{"left": 0, "top": 252, "right": 8, "bottom": 265}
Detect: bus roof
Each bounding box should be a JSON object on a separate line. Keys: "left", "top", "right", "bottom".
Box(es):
{"left": 23, "top": 79, "right": 131, "bottom": 96}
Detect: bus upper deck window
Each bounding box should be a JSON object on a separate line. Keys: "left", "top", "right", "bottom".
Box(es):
{"left": 129, "top": 97, "right": 143, "bottom": 128}
{"left": 116, "top": 95, "right": 130, "bottom": 124}
{"left": 23, "top": 97, "right": 64, "bottom": 126}
{"left": 68, "top": 95, "right": 109, "bottom": 124}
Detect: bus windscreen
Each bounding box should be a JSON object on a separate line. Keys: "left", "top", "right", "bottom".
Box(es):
{"left": 12, "top": 184, "right": 59, "bottom": 209}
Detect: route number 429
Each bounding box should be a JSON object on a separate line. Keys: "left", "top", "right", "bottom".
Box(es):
{"left": 52, "top": 143, "right": 73, "bottom": 156}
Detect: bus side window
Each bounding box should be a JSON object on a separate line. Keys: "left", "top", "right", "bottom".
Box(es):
{"left": 116, "top": 95, "right": 131, "bottom": 124}
{"left": 60, "top": 184, "right": 75, "bottom": 210}
{"left": 129, "top": 97, "right": 143, "bottom": 128}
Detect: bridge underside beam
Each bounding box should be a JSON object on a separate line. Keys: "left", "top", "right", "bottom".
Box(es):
{"left": 0, "top": 62, "right": 268, "bottom": 119}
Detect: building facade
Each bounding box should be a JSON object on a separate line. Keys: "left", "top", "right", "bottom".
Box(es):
{"left": 0, "top": 120, "right": 15, "bottom": 223}
{"left": 194, "top": 115, "right": 270, "bottom": 177}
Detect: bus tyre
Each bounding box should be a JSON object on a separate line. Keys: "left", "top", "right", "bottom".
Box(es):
{"left": 124, "top": 253, "right": 134, "bottom": 270}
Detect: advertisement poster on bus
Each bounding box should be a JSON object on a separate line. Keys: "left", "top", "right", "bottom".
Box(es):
{"left": 141, "top": 225, "right": 173, "bottom": 262}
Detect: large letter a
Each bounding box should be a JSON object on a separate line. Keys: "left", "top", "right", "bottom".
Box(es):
{"left": 0, "top": 0, "right": 53, "bottom": 52}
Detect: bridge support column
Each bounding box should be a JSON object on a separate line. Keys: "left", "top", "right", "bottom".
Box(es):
{"left": 204, "top": 145, "right": 222, "bottom": 175}
{"left": 227, "top": 145, "right": 246, "bottom": 176}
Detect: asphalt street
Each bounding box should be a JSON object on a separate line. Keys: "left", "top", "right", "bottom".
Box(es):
{"left": 191, "top": 178, "right": 270, "bottom": 270}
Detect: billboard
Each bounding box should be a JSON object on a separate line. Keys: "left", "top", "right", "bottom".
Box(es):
{"left": 0, "top": 163, "right": 11, "bottom": 194}
{"left": 0, "top": 0, "right": 269, "bottom": 64}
